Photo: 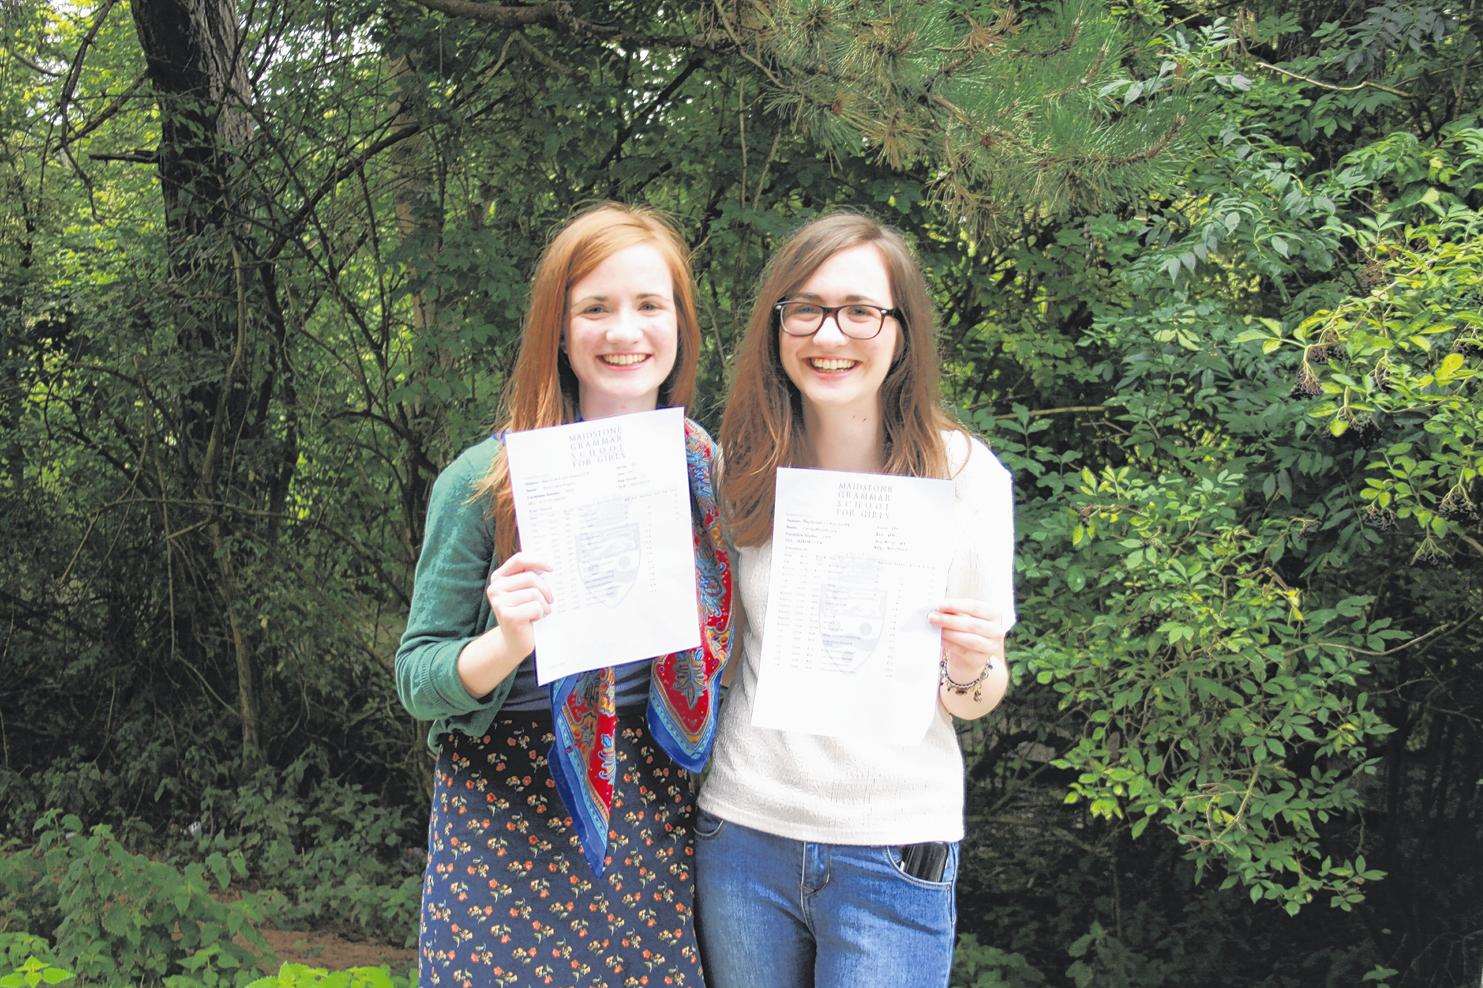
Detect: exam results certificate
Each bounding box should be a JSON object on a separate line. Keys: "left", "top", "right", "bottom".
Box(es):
{"left": 750, "top": 467, "right": 955, "bottom": 744}
{"left": 504, "top": 407, "right": 699, "bottom": 684}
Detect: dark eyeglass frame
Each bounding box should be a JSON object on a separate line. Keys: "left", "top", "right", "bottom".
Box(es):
{"left": 773, "top": 299, "right": 904, "bottom": 340}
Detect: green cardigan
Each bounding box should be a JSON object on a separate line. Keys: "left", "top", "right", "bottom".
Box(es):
{"left": 394, "top": 435, "right": 514, "bottom": 752}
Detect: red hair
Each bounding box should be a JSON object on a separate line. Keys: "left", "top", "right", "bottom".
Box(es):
{"left": 476, "top": 203, "right": 700, "bottom": 557}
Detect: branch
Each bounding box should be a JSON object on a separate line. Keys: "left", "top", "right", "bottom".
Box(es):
{"left": 981, "top": 403, "right": 1110, "bottom": 419}
{"left": 8, "top": 50, "right": 64, "bottom": 78}
{"left": 412, "top": 0, "right": 735, "bottom": 54}
{"left": 38, "top": 0, "right": 119, "bottom": 206}
{"left": 263, "top": 122, "right": 421, "bottom": 260}
{"left": 1249, "top": 58, "right": 1412, "bottom": 99}
{"left": 598, "top": 56, "right": 704, "bottom": 171}
{"left": 1316, "top": 613, "right": 1477, "bottom": 658}
{"left": 55, "top": 0, "right": 119, "bottom": 134}
{"left": 87, "top": 149, "right": 157, "bottom": 163}
{"left": 404, "top": 0, "right": 571, "bottom": 28}
{"left": 62, "top": 72, "right": 147, "bottom": 146}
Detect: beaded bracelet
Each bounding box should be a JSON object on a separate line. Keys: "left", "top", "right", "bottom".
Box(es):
{"left": 940, "top": 657, "right": 992, "bottom": 703}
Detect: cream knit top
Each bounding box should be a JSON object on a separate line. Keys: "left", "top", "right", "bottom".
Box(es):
{"left": 699, "top": 432, "right": 1017, "bottom": 844}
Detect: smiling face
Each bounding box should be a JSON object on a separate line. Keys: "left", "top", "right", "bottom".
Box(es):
{"left": 778, "top": 242, "right": 900, "bottom": 419}
{"left": 564, "top": 242, "right": 679, "bottom": 420}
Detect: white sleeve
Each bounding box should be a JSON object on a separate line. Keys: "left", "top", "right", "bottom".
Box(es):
{"left": 946, "top": 436, "right": 1018, "bottom": 632}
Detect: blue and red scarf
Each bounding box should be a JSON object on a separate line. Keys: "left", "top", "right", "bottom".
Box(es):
{"left": 540, "top": 419, "right": 732, "bottom": 876}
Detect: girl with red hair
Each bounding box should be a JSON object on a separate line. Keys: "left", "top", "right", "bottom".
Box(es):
{"left": 395, "top": 203, "right": 730, "bottom": 986}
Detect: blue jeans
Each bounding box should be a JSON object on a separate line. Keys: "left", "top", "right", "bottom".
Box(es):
{"left": 694, "top": 809, "right": 958, "bottom": 988}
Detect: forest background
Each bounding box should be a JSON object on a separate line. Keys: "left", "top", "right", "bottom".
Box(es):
{"left": 1, "top": 0, "right": 1480, "bottom": 985}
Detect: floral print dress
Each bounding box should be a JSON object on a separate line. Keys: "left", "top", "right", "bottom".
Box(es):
{"left": 419, "top": 712, "right": 704, "bottom": 987}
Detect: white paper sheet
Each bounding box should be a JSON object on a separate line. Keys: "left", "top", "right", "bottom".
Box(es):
{"left": 504, "top": 407, "right": 699, "bottom": 684}
{"left": 751, "top": 467, "right": 956, "bottom": 744}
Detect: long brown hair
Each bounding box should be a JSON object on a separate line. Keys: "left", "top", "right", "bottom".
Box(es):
{"left": 477, "top": 203, "right": 701, "bottom": 558}
{"left": 719, "top": 211, "right": 960, "bottom": 547}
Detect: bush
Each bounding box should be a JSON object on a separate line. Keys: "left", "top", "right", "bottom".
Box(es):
{"left": 188, "top": 753, "right": 421, "bottom": 946}
{"left": 244, "top": 963, "right": 413, "bottom": 988}
{"left": 16, "top": 812, "right": 269, "bottom": 985}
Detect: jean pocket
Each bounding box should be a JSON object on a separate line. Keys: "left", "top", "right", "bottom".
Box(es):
{"left": 694, "top": 808, "right": 726, "bottom": 840}
{"left": 882, "top": 842, "right": 958, "bottom": 890}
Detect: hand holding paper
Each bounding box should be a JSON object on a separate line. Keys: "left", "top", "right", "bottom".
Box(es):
{"left": 482, "top": 552, "right": 555, "bottom": 662}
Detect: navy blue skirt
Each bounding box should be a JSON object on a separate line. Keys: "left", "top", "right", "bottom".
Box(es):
{"left": 418, "top": 711, "right": 704, "bottom": 986}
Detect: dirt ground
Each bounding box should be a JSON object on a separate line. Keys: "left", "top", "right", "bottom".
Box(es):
{"left": 258, "top": 927, "right": 416, "bottom": 973}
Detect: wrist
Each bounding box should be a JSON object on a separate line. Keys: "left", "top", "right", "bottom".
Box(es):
{"left": 939, "top": 652, "right": 992, "bottom": 705}
{"left": 458, "top": 626, "right": 519, "bottom": 698}
{"left": 941, "top": 652, "right": 988, "bottom": 682}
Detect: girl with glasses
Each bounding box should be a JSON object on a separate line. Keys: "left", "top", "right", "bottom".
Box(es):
{"left": 696, "top": 212, "right": 1015, "bottom": 987}
{"left": 395, "top": 203, "right": 731, "bottom": 986}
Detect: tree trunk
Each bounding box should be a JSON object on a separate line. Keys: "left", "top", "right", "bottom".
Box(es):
{"left": 131, "top": 0, "right": 264, "bottom": 766}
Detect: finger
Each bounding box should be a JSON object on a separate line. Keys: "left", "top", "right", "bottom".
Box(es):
{"left": 930, "top": 611, "right": 1001, "bottom": 638}
{"left": 493, "top": 552, "right": 554, "bottom": 577}
{"left": 506, "top": 601, "right": 548, "bottom": 625}
{"left": 491, "top": 570, "right": 556, "bottom": 604}
{"left": 939, "top": 628, "right": 996, "bottom": 652}
{"left": 496, "top": 587, "right": 551, "bottom": 615}
{"left": 937, "top": 598, "right": 1001, "bottom": 621}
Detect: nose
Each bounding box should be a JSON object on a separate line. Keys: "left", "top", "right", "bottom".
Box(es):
{"left": 813, "top": 311, "right": 849, "bottom": 345}
{"left": 605, "top": 307, "right": 644, "bottom": 344}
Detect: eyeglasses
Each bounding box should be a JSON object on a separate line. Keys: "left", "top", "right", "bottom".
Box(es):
{"left": 774, "top": 300, "right": 902, "bottom": 340}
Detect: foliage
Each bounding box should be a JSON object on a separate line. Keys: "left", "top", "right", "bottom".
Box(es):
{"left": 189, "top": 752, "right": 421, "bottom": 945}
{"left": 9, "top": 813, "right": 268, "bottom": 986}
{"left": 0, "top": 955, "right": 74, "bottom": 988}
{"left": 951, "top": 933, "right": 1048, "bottom": 987}
{"left": 244, "top": 964, "right": 412, "bottom": 988}
{"left": 737, "top": 0, "right": 1193, "bottom": 234}
{"left": 1244, "top": 155, "right": 1483, "bottom": 558}
{"left": 1046, "top": 463, "right": 1396, "bottom": 912}
{"left": 0, "top": 935, "right": 72, "bottom": 988}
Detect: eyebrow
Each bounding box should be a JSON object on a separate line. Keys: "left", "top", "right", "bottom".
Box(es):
{"left": 571, "top": 292, "right": 672, "bottom": 305}
{"left": 790, "top": 291, "right": 887, "bottom": 304}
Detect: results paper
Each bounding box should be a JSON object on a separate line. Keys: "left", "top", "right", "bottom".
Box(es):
{"left": 504, "top": 407, "right": 699, "bottom": 684}
{"left": 751, "top": 467, "right": 956, "bottom": 745}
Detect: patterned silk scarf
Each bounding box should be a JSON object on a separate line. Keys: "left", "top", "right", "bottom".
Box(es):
{"left": 542, "top": 419, "right": 733, "bottom": 876}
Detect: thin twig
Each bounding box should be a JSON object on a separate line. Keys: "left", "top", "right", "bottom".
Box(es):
{"left": 1249, "top": 58, "right": 1412, "bottom": 99}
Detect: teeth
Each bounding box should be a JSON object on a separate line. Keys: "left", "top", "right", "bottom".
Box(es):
{"left": 808, "top": 358, "right": 857, "bottom": 371}
{"left": 601, "top": 354, "right": 648, "bottom": 366}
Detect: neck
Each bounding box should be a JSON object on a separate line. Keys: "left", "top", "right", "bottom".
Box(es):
{"left": 799, "top": 401, "right": 886, "bottom": 473}
{"left": 578, "top": 390, "right": 660, "bottom": 421}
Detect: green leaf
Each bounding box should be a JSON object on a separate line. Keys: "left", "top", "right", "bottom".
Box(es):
{"left": 206, "top": 852, "right": 229, "bottom": 890}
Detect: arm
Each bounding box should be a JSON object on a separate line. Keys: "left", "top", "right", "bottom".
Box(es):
{"left": 394, "top": 454, "right": 529, "bottom": 720}
{"left": 933, "top": 600, "right": 1010, "bottom": 720}
{"left": 458, "top": 552, "right": 554, "bottom": 697}
{"left": 934, "top": 440, "right": 1017, "bottom": 721}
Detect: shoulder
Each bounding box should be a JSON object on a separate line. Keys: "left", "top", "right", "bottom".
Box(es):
{"left": 684, "top": 417, "right": 718, "bottom": 458}
{"left": 432, "top": 433, "right": 504, "bottom": 503}
{"left": 684, "top": 418, "right": 722, "bottom": 478}
{"left": 942, "top": 429, "right": 1011, "bottom": 487}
